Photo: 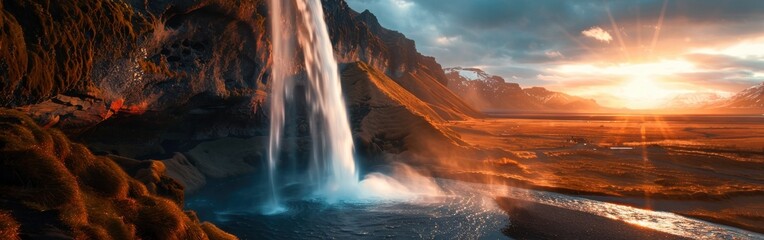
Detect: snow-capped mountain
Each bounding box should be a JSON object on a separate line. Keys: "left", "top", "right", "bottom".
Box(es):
{"left": 524, "top": 87, "right": 577, "bottom": 105}
{"left": 444, "top": 67, "right": 605, "bottom": 112}
{"left": 445, "top": 67, "right": 493, "bottom": 81}
{"left": 667, "top": 92, "right": 727, "bottom": 109}
{"left": 713, "top": 82, "right": 764, "bottom": 109}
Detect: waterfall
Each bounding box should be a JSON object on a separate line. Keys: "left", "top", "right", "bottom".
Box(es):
{"left": 265, "top": 0, "right": 442, "bottom": 214}
{"left": 266, "top": 0, "right": 358, "bottom": 213}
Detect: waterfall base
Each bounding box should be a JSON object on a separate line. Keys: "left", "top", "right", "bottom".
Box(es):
{"left": 261, "top": 163, "right": 444, "bottom": 214}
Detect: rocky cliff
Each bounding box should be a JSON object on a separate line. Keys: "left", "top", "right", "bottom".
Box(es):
{"left": 1, "top": 0, "right": 479, "bottom": 152}
{"left": 2, "top": 0, "right": 475, "bottom": 117}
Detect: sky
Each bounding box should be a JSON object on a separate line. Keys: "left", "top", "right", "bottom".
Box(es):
{"left": 345, "top": 0, "right": 764, "bottom": 109}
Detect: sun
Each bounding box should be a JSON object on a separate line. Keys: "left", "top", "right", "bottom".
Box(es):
{"left": 618, "top": 76, "right": 672, "bottom": 109}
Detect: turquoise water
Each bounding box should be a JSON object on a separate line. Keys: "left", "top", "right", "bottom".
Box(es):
{"left": 188, "top": 178, "right": 762, "bottom": 239}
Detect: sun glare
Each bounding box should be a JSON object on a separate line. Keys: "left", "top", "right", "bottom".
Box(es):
{"left": 548, "top": 60, "right": 696, "bottom": 109}
{"left": 619, "top": 76, "right": 671, "bottom": 109}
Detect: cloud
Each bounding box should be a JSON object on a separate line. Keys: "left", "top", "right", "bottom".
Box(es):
{"left": 581, "top": 27, "right": 612, "bottom": 43}
{"left": 545, "top": 50, "right": 564, "bottom": 59}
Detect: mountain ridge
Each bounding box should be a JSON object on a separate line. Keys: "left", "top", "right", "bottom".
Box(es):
{"left": 711, "top": 82, "right": 764, "bottom": 109}
{"left": 444, "top": 67, "right": 606, "bottom": 113}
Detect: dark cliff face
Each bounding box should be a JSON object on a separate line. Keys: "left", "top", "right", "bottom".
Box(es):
{"left": 1, "top": 0, "right": 147, "bottom": 106}
{"left": 1, "top": 0, "right": 468, "bottom": 113}
{"left": 325, "top": 3, "right": 448, "bottom": 85}
{"left": 323, "top": 0, "right": 478, "bottom": 119}
{"left": 1, "top": 0, "right": 271, "bottom": 109}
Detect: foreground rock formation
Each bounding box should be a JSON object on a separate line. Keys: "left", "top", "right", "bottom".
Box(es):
{"left": 0, "top": 109, "right": 236, "bottom": 239}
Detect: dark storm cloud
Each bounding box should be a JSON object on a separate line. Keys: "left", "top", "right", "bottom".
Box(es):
{"left": 345, "top": 0, "right": 764, "bottom": 104}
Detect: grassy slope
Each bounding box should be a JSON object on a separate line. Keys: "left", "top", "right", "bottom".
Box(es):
{"left": 0, "top": 109, "right": 237, "bottom": 239}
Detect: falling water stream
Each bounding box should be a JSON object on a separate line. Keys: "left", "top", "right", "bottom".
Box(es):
{"left": 268, "top": 0, "right": 358, "bottom": 212}
{"left": 267, "top": 0, "right": 440, "bottom": 213}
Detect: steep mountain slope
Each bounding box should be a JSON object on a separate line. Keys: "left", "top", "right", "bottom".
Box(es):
{"left": 327, "top": 5, "right": 480, "bottom": 120}
{"left": 342, "top": 62, "right": 469, "bottom": 159}
{"left": 713, "top": 82, "right": 764, "bottom": 109}
{"left": 444, "top": 67, "right": 604, "bottom": 112}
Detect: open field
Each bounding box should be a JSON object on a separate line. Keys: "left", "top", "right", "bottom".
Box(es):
{"left": 436, "top": 114, "right": 764, "bottom": 233}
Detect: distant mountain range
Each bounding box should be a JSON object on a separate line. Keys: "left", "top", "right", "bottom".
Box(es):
{"left": 705, "top": 82, "right": 764, "bottom": 112}
{"left": 444, "top": 67, "right": 607, "bottom": 113}
{"left": 666, "top": 92, "right": 727, "bottom": 109}
{"left": 663, "top": 82, "right": 763, "bottom": 113}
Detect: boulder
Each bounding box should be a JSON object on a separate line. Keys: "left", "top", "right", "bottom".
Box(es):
{"left": 185, "top": 137, "right": 266, "bottom": 178}
{"left": 162, "top": 153, "right": 207, "bottom": 193}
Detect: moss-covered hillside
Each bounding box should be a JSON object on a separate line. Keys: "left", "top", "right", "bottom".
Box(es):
{"left": 0, "top": 109, "right": 237, "bottom": 239}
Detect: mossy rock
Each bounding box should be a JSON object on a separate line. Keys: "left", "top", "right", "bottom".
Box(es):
{"left": 0, "top": 150, "right": 82, "bottom": 211}
{"left": 202, "top": 222, "right": 239, "bottom": 240}
{"left": 48, "top": 129, "right": 72, "bottom": 160}
{"left": 0, "top": 122, "right": 37, "bottom": 151}
{"left": 79, "top": 156, "right": 130, "bottom": 199}
{"left": 133, "top": 196, "right": 186, "bottom": 240}
{"left": 74, "top": 225, "right": 111, "bottom": 240}
{"left": 0, "top": 211, "right": 20, "bottom": 240}
{"left": 0, "top": 109, "right": 237, "bottom": 239}
{"left": 64, "top": 143, "right": 96, "bottom": 174}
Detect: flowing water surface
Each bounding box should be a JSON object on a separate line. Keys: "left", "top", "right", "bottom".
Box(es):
{"left": 196, "top": 179, "right": 762, "bottom": 239}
